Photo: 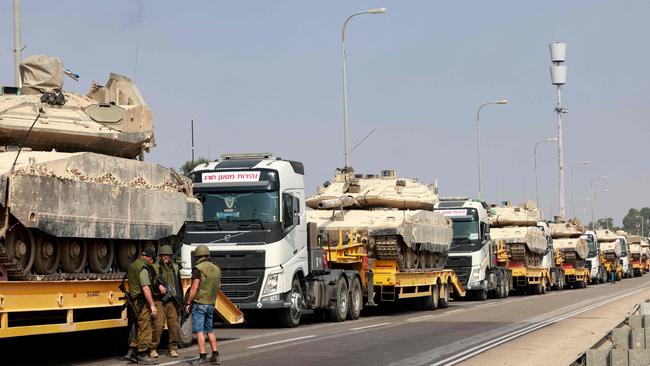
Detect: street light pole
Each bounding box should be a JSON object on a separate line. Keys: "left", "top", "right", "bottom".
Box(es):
{"left": 589, "top": 176, "right": 608, "bottom": 229}
{"left": 13, "top": 0, "right": 23, "bottom": 87}
{"left": 533, "top": 137, "right": 557, "bottom": 212}
{"left": 341, "top": 7, "right": 386, "bottom": 170}
{"left": 476, "top": 99, "right": 508, "bottom": 200}
{"left": 550, "top": 42, "right": 568, "bottom": 218}
{"left": 593, "top": 188, "right": 609, "bottom": 229}
{"left": 571, "top": 161, "right": 591, "bottom": 220}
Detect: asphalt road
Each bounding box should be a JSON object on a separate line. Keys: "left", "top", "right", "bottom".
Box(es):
{"left": 2, "top": 276, "right": 649, "bottom": 366}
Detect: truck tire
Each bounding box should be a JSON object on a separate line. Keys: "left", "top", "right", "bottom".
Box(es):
{"left": 422, "top": 285, "right": 439, "bottom": 310}
{"left": 599, "top": 268, "right": 607, "bottom": 284}
{"left": 328, "top": 277, "right": 349, "bottom": 322}
{"left": 438, "top": 284, "right": 450, "bottom": 309}
{"left": 279, "top": 277, "right": 303, "bottom": 328}
{"left": 347, "top": 277, "right": 362, "bottom": 320}
{"left": 474, "top": 288, "right": 488, "bottom": 301}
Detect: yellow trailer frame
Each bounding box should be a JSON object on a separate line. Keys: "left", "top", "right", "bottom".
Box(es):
{"left": 563, "top": 267, "right": 590, "bottom": 286}
{"left": 0, "top": 278, "right": 243, "bottom": 339}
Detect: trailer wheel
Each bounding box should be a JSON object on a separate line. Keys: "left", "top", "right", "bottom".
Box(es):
{"left": 438, "top": 284, "right": 450, "bottom": 309}
{"left": 422, "top": 285, "right": 439, "bottom": 310}
{"left": 474, "top": 288, "right": 488, "bottom": 301}
{"left": 279, "top": 277, "right": 303, "bottom": 328}
{"left": 328, "top": 277, "right": 349, "bottom": 322}
{"left": 347, "top": 277, "right": 362, "bottom": 320}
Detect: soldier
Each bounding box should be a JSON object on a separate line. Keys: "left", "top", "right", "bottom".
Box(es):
{"left": 151, "top": 245, "right": 182, "bottom": 358}
{"left": 124, "top": 248, "right": 158, "bottom": 365}
{"left": 184, "top": 245, "right": 222, "bottom": 365}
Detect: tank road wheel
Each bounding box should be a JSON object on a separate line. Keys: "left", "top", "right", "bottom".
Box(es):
{"left": 61, "top": 238, "right": 88, "bottom": 273}
{"left": 417, "top": 249, "right": 428, "bottom": 269}
{"left": 328, "top": 276, "right": 349, "bottom": 322}
{"left": 347, "top": 277, "right": 363, "bottom": 320}
{"left": 438, "top": 284, "right": 450, "bottom": 309}
{"left": 33, "top": 234, "right": 60, "bottom": 275}
{"left": 426, "top": 253, "right": 435, "bottom": 269}
{"left": 6, "top": 226, "right": 35, "bottom": 273}
{"left": 88, "top": 239, "right": 115, "bottom": 273}
{"left": 118, "top": 241, "right": 142, "bottom": 271}
{"left": 279, "top": 277, "right": 303, "bottom": 328}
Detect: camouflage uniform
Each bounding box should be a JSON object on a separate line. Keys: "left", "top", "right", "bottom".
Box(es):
{"left": 152, "top": 259, "right": 181, "bottom": 352}
{"left": 127, "top": 257, "right": 156, "bottom": 353}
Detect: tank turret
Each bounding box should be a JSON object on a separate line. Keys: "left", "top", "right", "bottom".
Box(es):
{"left": 0, "top": 55, "right": 154, "bottom": 159}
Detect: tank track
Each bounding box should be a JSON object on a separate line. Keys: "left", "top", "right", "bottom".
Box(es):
{"left": 374, "top": 235, "right": 447, "bottom": 272}
{"left": 509, "top": 243, "right": 542, "bottom": 267}
{"left": 0, "top": 240, "right": 125, "bottom": 281}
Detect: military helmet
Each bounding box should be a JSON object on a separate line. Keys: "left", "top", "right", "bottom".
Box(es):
{"left": 159, "top": 245, "right": 173, "bottom": 256}
{"left": 195, "top": 245, "right": 210, "bottom": 257}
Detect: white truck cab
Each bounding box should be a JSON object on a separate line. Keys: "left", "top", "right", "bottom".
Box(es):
{"left": 583, "top": 230, "right": 606, "bottom": 283}
{"left": 617, "top": 235, "right": 631, "bottom": 278}
{"left": 181, "top": 153, "right": 308, "bottom": 324}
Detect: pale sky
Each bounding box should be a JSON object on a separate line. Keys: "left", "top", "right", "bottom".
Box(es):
{"left": 1, "top": 1, "right": 648, "bottom": 225}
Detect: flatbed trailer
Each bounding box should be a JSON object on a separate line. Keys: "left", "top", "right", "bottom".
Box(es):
{"left": 602, "top": 257, "right": 624, "bottom": 282}
{"left": 561, "top": 264, "right": 589, "bottom": 288}
{"left": 0, "top": 279, "right": 242, "bottom": 340}
{"left": 507, "top": 264, "right": 552, "bottom": 294}
{"left": 325, "top": 229, "right": 465, "bottom": 310}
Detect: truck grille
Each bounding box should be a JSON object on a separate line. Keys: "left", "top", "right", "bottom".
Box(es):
{"left": 221, "top": 269, "right": 264, "bottom": 303}
{"left": 445, "top": 256, "right": 472, "bottom": 286}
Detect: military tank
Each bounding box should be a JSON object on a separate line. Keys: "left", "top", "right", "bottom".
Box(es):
{"left": 0, "top": 55, "right": 200, "bottom": 280}
{"left": 548, "top": 220, "right": 589, "bottom": 269}
{"left": 306, "top": 168, "right": 452, "bottom": 271}
{"left": 596, "top": 229, "right": 622, "bottom": 260}
{"left": 488, "top": 201, "right": 548, "bottom": 267}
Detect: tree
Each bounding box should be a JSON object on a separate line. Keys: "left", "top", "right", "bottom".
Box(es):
{"left": 622, "top": 207, "right": 650, "bottom": 235}
{"left": 180, "top": 157, "right": 212, "bottom": 177}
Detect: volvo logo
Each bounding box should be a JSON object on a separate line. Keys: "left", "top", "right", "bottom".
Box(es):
{"left": 224, "top": 234, "right": 232, "bottom": 241}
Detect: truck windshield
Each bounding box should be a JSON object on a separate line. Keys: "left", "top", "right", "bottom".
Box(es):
{"left": 449, "top": 219, "right": 481, "bottom": 252}
{"left": 620, "top": 241, "right": 628, "bottom": 256}
{"left": 197, "top": 191, "right": 279, "bottom": 223}
{"left": 585, "top": 236, "right": 598, "bottom": 258}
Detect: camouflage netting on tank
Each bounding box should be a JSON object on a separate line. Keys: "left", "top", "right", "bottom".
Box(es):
{"left": 553, "top": 238, "right": 589, "bottom": 259}
{"left": 490, "top": 226, "right": 548, "bottom": 255}
{"left": 20, "top": 55, "right": 64, "bottom": 93}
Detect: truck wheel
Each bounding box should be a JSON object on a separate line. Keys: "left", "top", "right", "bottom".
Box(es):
{"left": 347, "top": 277, "right": 362, "bottom": 320}
{"left": 438, "top": 284, "right": 450, "bottom": 309}
{"left": 474, "top": 288, "right": 488, "bottom": 301}
{"left": 422, "top": 285, "right": 439, "bottom": 310}
{"left": 178, "top": 314, "right": 193, "bottom": 348}
{"left": 328, "top": 277, "right": 349, "bottom": 322}
{"left": 279, "top": 277, "right": 303, "bottom": 328}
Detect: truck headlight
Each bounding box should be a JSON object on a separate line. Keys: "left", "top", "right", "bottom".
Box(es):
{"left": 262, "top": 273, "right": 279, "bottom": 296}
{"left": 471, "top": 268, "right": 481, "bottom": 280}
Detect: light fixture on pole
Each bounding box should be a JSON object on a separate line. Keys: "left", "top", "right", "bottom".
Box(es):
{"left": 550, "top": 41, "right": 568, "bottom": 219}
{"left": 593, "top": 188, "right": 609, "bottom": 229}
{"left": 589, "top": 176, "right": 607, "bottom": 229}
{"left": 341, "top": 7, "right": 386, "bottom": 170}
{"left": 571, "top": 161, "right": 591, "bottom": 220}
{"left": 533, "top": 137, "right": 557, "bottom": 213}
{"left": 476, "top": 99, "right": 508, "bottom": 200}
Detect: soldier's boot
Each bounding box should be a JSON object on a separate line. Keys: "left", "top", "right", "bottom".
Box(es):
{"left": 136, "top": 352, "right": 158, "bottom": 365}
{"left": 150, "top": 349, "right": 159, "bottom": 358}
{"left": 209, "top": 351, "right": 220, "bottom": 365}
{"left": 190, "top": 353, "right": 209, "bottom": 365}
{"left": 168, "top": 349, "right": 179, "bottom": 358}
{"left": 124, "top": 347, "right": 138, "bottom": 363}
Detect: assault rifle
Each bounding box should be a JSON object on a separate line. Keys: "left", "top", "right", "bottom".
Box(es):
{"left": 155, "top": 277, "right": 183, "bottom": 309}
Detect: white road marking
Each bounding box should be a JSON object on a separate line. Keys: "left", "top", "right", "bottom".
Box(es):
{"left": 429, "top": 286, "right": 647, "bottom": 366}
{"left": 247, "top": 335, "right": 317, "bottom": 349}
{"left": 407, "top": 314, "right": 435, "bottom": 322}
{"left": 349, "top": 322, "right": 391, "bottom": 331}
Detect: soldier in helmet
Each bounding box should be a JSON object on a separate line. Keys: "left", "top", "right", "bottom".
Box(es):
{"left": 151, "top": 245, "right": 182, "bottom": 358}
{"left": 184, "top": 245, "right": 222, "bottom": 365}
{"left": 124, "top": 247, "right": 158, "bottom": 365}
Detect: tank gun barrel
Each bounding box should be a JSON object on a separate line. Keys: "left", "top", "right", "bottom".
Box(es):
{"left": 318, "top": 196, "right": 355, "bottom": 209}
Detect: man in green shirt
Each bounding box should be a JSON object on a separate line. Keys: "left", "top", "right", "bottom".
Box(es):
{"left": 151, "top": 245, "right": 182, "bottom": 358}
{"left": 124, "top": 247, "right": 158, "bottom": 365}
{"left": 184, "top": 245, "right": 222, "bottom": 365}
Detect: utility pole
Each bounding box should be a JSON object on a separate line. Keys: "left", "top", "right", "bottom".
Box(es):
{"left": 13, "top": 0, "right": 24, "bottom": 87}
{"left": 550, "top": 42, "right": 568, "bottom": 219}
{"left": 191, "top": 119, "right": 195, "bottom": 164}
